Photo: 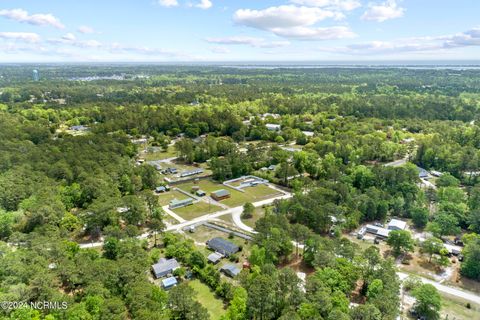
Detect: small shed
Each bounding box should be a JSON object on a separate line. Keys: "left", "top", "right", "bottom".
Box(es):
{"left": 207, "top": 252, "right": 223, "bottom": 264}
{"left": 196, "top": 190, "right": 206, "bottom": 197}
{"left": 211, "top": 189, "right": 231, "bottom": 201}
{"left": 162, "top": 277, "right": 178, "bottom": 289}
{"left": 220, "top": 264, "right": 241, "bottom": 278}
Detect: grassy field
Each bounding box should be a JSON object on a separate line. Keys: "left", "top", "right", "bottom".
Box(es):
{"left": 173, "top": 201, "right": 223, "bottom": 220}
{"left": 177, "top": 179, "right": 226, "bottom": 194}
{"left": 177, "top": 180, "right": 281, "bottom": 207}
{"left": 440, "top": 292, "right": 480, "bottom": 320}
{"left": 189, "top": 279, "right": 226, "bottom": 320}
{"left": 242, "top": 206, "right": 267, "bottom": 228}
{"left": 222, "top": 184, "right": 281, "bottom": 207}
{"left": 156, "top": 190, "right": 192, "bottom": 206}
{"left": 144, "top": 146, "right": 177, "bottom": 161}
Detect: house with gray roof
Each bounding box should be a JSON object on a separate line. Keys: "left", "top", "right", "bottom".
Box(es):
{"left": 152, "top": 258, "right": 179, "bottom": 279}
{"left": 207, "top": 237, "right": 239, "bottom": 256}
{"left": 220, "top": 264, "right": 241, "bottom": 278}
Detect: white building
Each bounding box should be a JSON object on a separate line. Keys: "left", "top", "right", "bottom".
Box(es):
{"left": 387, "top": 219, "right": 407, "bottom": 231}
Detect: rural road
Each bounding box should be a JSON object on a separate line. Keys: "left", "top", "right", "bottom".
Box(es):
{"left": 79, "top": 184, "right": 291, "bottom": 248}
{"left": 397, "top": 272, "right": 480, "bottom": 305}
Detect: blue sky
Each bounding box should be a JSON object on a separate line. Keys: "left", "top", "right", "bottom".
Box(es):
{"left": 0, "top": 0, "right": 479, "bottom": 62}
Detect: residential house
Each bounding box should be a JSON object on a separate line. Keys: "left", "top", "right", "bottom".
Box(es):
{"left": 220, "top": 264, "right": 241, "bottom": 278}
{"left": 211, "top": 189, "right": 231, "bottom": 201}
{"left": 207, "top": 237, "right": 239, "bottom": 256}
{"left": 152, "top": 258, "right": 179, "bottom": 279}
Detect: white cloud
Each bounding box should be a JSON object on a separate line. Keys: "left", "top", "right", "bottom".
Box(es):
{"left": 290, "top": 0, "right": 361, "bottom": 11}
{"left": 195, "top": 0, "right": 212, "bottom": 10}
{"left": 210, "top": 46, "right": 231, "bottom": 54}
{"left": 158, "top": 0, "right": 179, "bottom": 7}
{"left": 205, "top": 36, "right": 290, "bottom": 48}
{"left": 61, "top": 33, "right": 76, "bottom": 41}
{"left": 0, "top": 8, "right": 64, "bottom": 29}
{"left": 0, "top": 32, "right": 40, "bottom": 43}
{"left": 77, "top": 25, "right": 96, "bottom": 34}
{"left": 233, "top": 5, "right": 353, "bottom": 41}
{"left": 234, "top": 5, "right": 342, "bottom": 30}
{"left": 272, "top": 26, "right": 355, "bottom": 40}
{"left": 48, "top": 36, "right": 102, "bottom": 48}
{"left": 362, "top": 0, "right": 404, "bottom": 22}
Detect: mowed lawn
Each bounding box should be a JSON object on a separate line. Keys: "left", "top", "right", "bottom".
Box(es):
{"left": 144, "top": 146, "right": 177, "bottom": 161}
{"left": 177, "top": 179, "right": 282, "bottom": 208}
{"left": 189, "top": 279, "right": 226, "bottom": 320}
{"left": 156, "top": 190, "right": 192, "bottom": 206}
{"left": 172, "top": 201, "right": 223, "bottom": 220}
{"left": 222, "top": 184, "right": 281, "bottom": 207}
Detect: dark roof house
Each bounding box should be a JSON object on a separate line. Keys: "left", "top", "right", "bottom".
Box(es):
{"left": 207, "top": 237, "right": 239, "bottom": 256}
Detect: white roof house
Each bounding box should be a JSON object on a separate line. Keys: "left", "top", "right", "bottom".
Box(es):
{"left": 266, "top": 124, "right": 281, "bottom": 131}
{"left": 387, "top": 219, "right": 407, "bottom": 231}
{"left": 302, "top": 131, "right": 314, "bottom": 137}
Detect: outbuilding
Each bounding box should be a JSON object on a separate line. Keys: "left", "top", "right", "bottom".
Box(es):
{"left": 207, "top": 252, "right": 223, "bottom": 264}
{"left": 220, "top": 264, "right": 241, "bottom": 278}
{"left": 387, "top": 219, "right": 407, "bottom": 231}
{"left": 161, "top": 276, "right": 178, "bottom": 289}
{"left": 169, "top": 198, "right": 194, "bottom": 209}
{"left": 211, "top": 189, "right": 231, "bottom": 201}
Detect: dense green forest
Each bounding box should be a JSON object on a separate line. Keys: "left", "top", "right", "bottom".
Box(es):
{"left": 1, "top": 65, "right": 480, "bottom": 320}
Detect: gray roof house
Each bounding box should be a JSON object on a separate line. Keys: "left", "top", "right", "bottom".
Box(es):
{"left": 220, "top": 264, "right": 241, "bottom": 278}
{"left": 207, "top": 252, "right": 223, "bottom": 264}
{"left": 207, "top": 237, "right": 239, "bottom": 256}
{"left": 387, "top": 219, "right": 407, "bottom": 231}
{"left": 152, "top": 258, "right": 179, "bottom": 279}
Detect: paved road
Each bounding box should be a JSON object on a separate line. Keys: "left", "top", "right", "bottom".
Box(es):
{"left": 79, "top": 185, "right": 292, "bottom": 248}
{"left": 398, "top": 272, "right": 480, "bottom": 304}
{"left": 384, "top": 158, "right": 408, "bottom": 167}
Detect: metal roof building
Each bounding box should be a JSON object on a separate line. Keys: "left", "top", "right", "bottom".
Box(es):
{"left": 387, "top": 219, "right": 407, "bottom": 231}
{"left": 207, "top": 237, "right": 239, "bottom": 256}
{"left": 169, "top": 198, "right": 194, "bottom": 209}
{"left": 161, "top": 276, "right": 178, "bottom": 289}
{"left": 220, "top": 264, "right": 241, "bottom": 277}
{"left": 207, "top": 252, "right": 223, "bottom": 264}
{"left": 152, "top": 258, "right": 179, "bottom": 279}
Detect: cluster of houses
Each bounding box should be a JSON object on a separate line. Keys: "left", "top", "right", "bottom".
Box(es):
{"left": 151, "top": 237, "right": 243, "bottom": 290}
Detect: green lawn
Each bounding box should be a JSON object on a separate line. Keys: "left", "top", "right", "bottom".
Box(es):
{"left": 440, "top": 293, "right": 480, "bottom": 320}
{"left": 144, "top": 146, "right": 177, "bottom": 161}
{"left": 222, "top": 184, "right": 280, "bottom": 207}
{"left": 156, "top": 190, "right": 192, "bottom": 206}
{"left": 242, "top": 206, "right": 267, "bottom": 228}
{"left": 177, "top": 179, "right": 281, "bottom": 208}
{"left": 177, "top": 179, "right": 226, "bottom": 194}
{"left": 189, "top": 279, "right": 226, "bottom": 320}
{"left": 172, "top": 201, "right": 223, "bottom": 220}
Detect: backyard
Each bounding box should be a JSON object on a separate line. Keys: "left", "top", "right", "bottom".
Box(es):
{"left": 188, "top": 279, "right": 226, "bottom": 320}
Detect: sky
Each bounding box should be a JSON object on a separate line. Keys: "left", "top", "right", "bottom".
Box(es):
{"left": 0, "top": 0, "right": 479, "bottom": 62}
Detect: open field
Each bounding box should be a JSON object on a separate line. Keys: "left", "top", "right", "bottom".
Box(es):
{"left": 156, "top": 190, "right": 192, "bottom": 206}
{"left": 144, "top": 145, "right": 177, "bottom": 161}
{"left": 440, "top": 292, "right": 480, "bottom": 320}
{"left": 189, "top": 280, "right": 226, "bottom": 320}
{"left": 241, "top": 206, "right": 268, "bottom": 228}
{"left": 221, "top": 184, "right": 281, "bottom": 207}
{"left": 177, "top": 179, "right": 281, "bottom": 207}
{"left": 172, "top": 201, "right": 223, "bottom": 220}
